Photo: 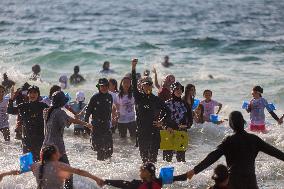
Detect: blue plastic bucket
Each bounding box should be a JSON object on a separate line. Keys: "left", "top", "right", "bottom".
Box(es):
{"left": 210, "top": 114, "right": 219, "bottom": 123}
{"left": 192, "top": 99, "right": 200, "bottom": 110}
{"left": 20, "top": 152, "right": 33, "bottom": 173}
{"left": 242, "top": 101, "right": 249, "bottom": 110}
{"left": 159, "top": 167, "right": 174, "bottom": 184}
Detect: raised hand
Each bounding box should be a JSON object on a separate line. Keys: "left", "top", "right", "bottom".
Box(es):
{"left": 132, "top": 58, "right": 138, "bottom": 70}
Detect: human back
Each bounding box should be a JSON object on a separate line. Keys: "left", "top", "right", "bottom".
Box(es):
{"left": 32, "top": 161, "right": 66, "bottom": 189}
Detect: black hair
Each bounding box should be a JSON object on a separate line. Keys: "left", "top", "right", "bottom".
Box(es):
{"left": 229, "top": 111, "right": 246, "bottom": 133}
{"left": 3, "top": 73, "right": 8, "bottom": 80}
{"left": 203, "top": 89, "right": 212, "bottom": 96}
{"left": 49, "top": 85, "right": 61, "bottom": 98}
{"left": 253, "top": 86, "right": 263, "bottom": 97}
{"left": 183, "top": 84, "right": 195, "bottom": 108}
{"left": 118, "top": 77, "right": 133, "bottom": 99}
{"left": 212, "top": 164, "right": 229, "bottom": 184}
{"left": 74, "top": 66, "right": 79, "bottom": 74}
{"left": 109, "top": 78, "right": 118, "bottom": 92}
{"left": 46, "top": 91, "right": 67, "bottom": 122}
{"left": 32, "top": 64, "right": 41, "bottom": 74}
{"left": 103, "top": 61, "right": 110, "bottom": 70}
{"left": 38, "top": 145, "right": 58, "bottom": 189}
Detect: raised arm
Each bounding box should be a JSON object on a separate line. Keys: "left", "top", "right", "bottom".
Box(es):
{"left": 131, "top": 58, "right": 142, "bottom": 102}
{"left": 152, "top": 67, "right": 161, "bottom": 89}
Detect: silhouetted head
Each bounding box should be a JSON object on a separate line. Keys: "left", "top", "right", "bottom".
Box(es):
{"left": 103, "top": 61, "right": 110, "bottom": 70}
{"left": 3, "top": 73, "right": 8, "bottom": 80}
{"left": 32, "top": 64, "right": 41, "bottom": 74}
{"left": 74, "top": 66, "right": 80, "bottom": 74}
{"left": 229, "top": 111, "right": 246, "bottom": 133}
{"left": 212, "top": 164, "right": 229, "bottom": 185}
{"left": 52, "top": 91, "right": 69, "bottom": 108}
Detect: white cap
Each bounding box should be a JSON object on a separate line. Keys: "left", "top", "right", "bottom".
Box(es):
{"left": 76, "top": 91, "right": 85, "bottom": 102}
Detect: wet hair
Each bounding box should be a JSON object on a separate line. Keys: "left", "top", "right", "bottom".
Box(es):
{"left": 109, "top": 78, "right": 118, "bottom": 92}
{"left": 74, "top": 66, "right": 80, "bottom": 74}
{"left": 47, "top": 91, "right": 68, "bottom": 122}
{"left": 253, "top": 86, "right": 263, "bottom": 97}
{"left": 183, "top": 84, "right": 196, "bottom": 107}
{"left": 38, "top": 145, "right": 58, "bottom": 189}
{"left": 203, "top": 89, "right": 212, "bottom": 96}
{"left": 49, "top": 85, "right": 61, "bottom": 98}
{"left": 118, "top": 77, "right": 133, "bottom": 99}
{"left": 212, "top": 164, "right": 229, "bottom": 184}
{"left": 32, "top": 64, "right": 41, "bottom": 74}
{"left": 103, "top": 61, "right": 110, "bottom": 70}
{"left": 229, "top": 111, "right": 246, "bottom": 133}
{"left": 3, "top": 73, "right": 8, "bottom": 80}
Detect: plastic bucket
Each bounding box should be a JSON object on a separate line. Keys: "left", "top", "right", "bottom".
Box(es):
{"left": 20, "top": 152, "right": 33, "bottom": 173}
{"left": 159, "top": 167, "right": 174, "bottom": 184}
{"left": 210, "top": 114, "right": 219, "bottom": 123}
{"left": 192, "top": 99, "right": 200, "bottom": 110}
{"left": 242, "top": 101, "right": 249, "bottom": 109}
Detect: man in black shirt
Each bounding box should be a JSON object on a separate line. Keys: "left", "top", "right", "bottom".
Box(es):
{"left": 85, "top": 78, "right": 113, "bottom": 161}
{"left": 185, "top": 111, "right": 284, "bottom": 189}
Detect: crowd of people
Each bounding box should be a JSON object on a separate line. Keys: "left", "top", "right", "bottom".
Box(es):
{"left": 0, "top": 57, "right": 284, "bottom": 189}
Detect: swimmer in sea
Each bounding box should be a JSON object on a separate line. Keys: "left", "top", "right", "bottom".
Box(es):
{"left": 69, "top": 66, "right": 85, "bottom": 85}
{"left": 30, "top": 64, "right": 42, "bottom": 82}
{"left": 100, "top": 61, "right": 115, "bottom": 74}
{"left": 161, "top": 55, "right": 173, "bottom": 68}
{"left": 1, "top": 73, "right": 15, "bottom": 93}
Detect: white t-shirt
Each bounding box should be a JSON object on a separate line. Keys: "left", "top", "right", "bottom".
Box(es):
{"left": 0, "top": 98, "right": 9, "bottom": 129}
{"left": 116, "top": 94, "right": 136, "bottom": 123}
{"left": 109, "top": 91, "right": 118, "bottom": 105}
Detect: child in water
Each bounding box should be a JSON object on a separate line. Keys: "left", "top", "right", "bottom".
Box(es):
{"left": 200, "top": 90, "right": 222, "bottom": 122}
{"left": 246, "top": 86, "right": 282, "bottom": 132}
{"left": 208, "top": 164, "right": 229, "bottom": 189}
{"left": 69, "top": 91, "right": 87, "bottom": 136}
{"left": 0, "top": 145, "right": 102, "bottom": 188}
{"left": 99, "top": 162, "right": 187, "bottom": 189}
{"left": 0, "top": 85, "right": 10, "bottom": 141}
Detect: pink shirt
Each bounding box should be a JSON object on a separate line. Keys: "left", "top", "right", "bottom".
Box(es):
{"left": 200, "top": 100, "right": 219, "bottom": 121}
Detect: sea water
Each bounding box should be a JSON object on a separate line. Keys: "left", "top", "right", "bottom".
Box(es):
{"left": 1, "top": 0, "right": 284, "bottom": 188}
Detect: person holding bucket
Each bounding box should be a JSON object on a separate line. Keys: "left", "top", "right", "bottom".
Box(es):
{"left": 0, "top": 145, "right": 103, "bottom": 188}
{"left": 200, "top": 89, "right": 222, "bottom": 122}
{"left": 98, "top": 162, "right": 187, "bottom": 189}
{"left": 163, "top": 82, "right": 193, "bottom": 162}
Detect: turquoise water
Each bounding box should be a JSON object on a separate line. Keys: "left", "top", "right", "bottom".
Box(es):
{"left": 1, "top": 0, "right": 284, "bottom": 188}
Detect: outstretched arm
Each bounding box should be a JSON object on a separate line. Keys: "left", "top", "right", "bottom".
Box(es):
{"left": 258, "top": 137, "right": 284, "bottom": 161}
{"left": 58, "top": 163, "right": 102, "bottom": 186}
{"left": 103, "top": 179, "right": 132, "bottom": 188}
{"left": 0, "top": 170, "right": 19, "bottom": 182}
